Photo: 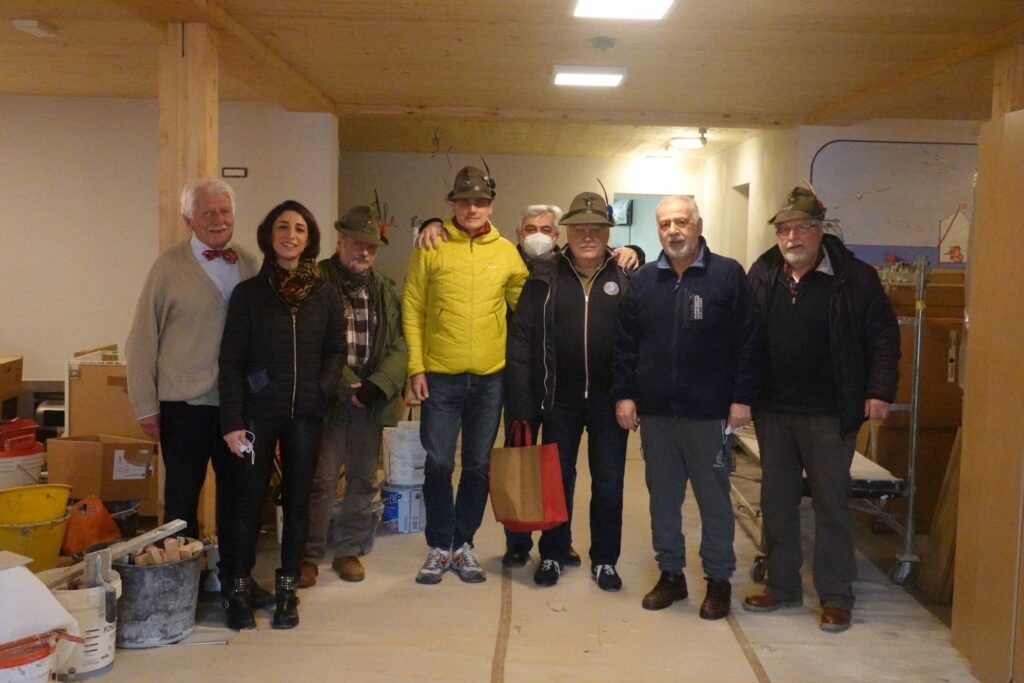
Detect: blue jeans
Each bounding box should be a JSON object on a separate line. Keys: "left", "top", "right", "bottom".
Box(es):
{"left": 538, "top": 391, "right": 627, "bottom": 565}
{"left": 420, "top": 371, "right": 504, "bottom": 549}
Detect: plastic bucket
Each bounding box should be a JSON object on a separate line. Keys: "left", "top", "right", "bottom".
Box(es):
{"left": 0, "top": 632, "right": 57, "bottom": 683}
{"left": 0, "top": 484, "right": 71, "bottom": 524}
{"left": 52, "top": 573, "right": 122, "bottom": 679}
{"left": 0, "top": 512, "right": 70, "bottom": 571}
{"left": 0, "top": 451, "right": 45, "bottom": 490}
{"left": 112, "top": 543, "right": 201, "bottom": 648}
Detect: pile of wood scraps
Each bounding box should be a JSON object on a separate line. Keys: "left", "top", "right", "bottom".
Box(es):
{"left": 131, "top": 537, "right": 204, "bottom": 566}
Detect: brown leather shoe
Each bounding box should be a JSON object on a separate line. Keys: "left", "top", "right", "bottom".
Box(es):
{"left": 819, "top": 606, "right": 852, "bottom": 633}
{"left": 298, "top": 561, "right": 318, "bottom": 589}
{"left": 642, "top": 571, "right": 688, "bottom": 610}
{"left": 742, "top": 593, "right": 803, "bottom": 612}
{"left": 333, "top": 555, "right": 366, "bottom": 582}
{"left": 699, "top": 578, "right": 731, "bottom": 620}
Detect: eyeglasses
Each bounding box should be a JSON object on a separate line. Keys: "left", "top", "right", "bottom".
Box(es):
{"left": 774, "top": 223, "right": 818, "bottom": 237}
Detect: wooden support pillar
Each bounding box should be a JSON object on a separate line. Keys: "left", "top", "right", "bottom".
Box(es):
{"left": 951, "top": 43, "right": 1024, "bottom": 683}
{"left": 157, "top": 22, "right": 218, "bottom": 250}
{"left": 155, "top": 22, "right": 220, "bottom": 539}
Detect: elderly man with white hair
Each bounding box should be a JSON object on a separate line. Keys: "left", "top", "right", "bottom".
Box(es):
{"left": 126, "top": 178, "right": 261, "bottom": 594}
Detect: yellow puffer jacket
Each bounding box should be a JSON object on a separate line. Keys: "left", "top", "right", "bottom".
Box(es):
{"left": 403, "top": 219, "right": 528, "bottom": 376}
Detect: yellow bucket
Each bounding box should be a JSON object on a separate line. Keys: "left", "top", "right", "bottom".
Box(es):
{"left": 0, "top": 484, "right": 72, "bottom": 524}
{"left": 0, "top": 512, "right": 70, "bottom": 571}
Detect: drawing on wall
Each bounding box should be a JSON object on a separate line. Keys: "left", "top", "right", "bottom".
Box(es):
{"left": 810, "top": 140, "right": 978, "bottom": 268}
{"left": 939, "top": 203, "right": 969, "bottom": 263}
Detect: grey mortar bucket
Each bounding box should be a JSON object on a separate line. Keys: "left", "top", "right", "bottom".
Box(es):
{"left": 112, "top": 542, "right": 201, "bottom": 648}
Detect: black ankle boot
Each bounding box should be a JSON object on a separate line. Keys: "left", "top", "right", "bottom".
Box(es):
{"left": 223, "top": 575, "right": 256, "bottom": 631}
{"left": 272, "top": 569, "right": 299, "bottom": 629}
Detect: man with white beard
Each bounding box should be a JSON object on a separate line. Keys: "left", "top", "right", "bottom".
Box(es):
{"left": 612, "top": 195, "right": 760, "bottom": 621}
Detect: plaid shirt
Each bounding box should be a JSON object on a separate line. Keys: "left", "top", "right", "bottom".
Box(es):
{"left": 344, "top": 287, "right": 375, "bottom": 369}
{"left": 782, "top": 247, "right": 833, "bottom": 304}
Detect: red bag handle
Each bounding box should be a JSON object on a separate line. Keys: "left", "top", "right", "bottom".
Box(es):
{"left": 512, "top": 420, "right": 534, "bottom": 447}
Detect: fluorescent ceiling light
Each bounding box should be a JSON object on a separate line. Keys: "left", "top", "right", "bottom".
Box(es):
{"left": 670, "top": 129, "right": 709, "bottom": 149}
{"left": 12, "top": 19, "right": 59, "bottom": 39}
{"left": 574, "top": 0, "right": 676, "bottom": 20}
{"left": 554, "top": 65, "right": 627, "bottom": 87}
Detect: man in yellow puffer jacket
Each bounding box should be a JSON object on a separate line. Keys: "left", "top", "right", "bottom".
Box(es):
{"left": 403, "top": 165, "right": 528, "bottom": 585}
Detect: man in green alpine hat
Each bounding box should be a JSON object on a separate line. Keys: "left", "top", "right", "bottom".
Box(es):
{"left": 300, "top": 204, "right": 408, "bottom": 587}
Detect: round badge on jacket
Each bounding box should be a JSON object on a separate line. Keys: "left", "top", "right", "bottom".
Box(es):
{"left": 603, "top": 281, "right": 620, "bottom": 296}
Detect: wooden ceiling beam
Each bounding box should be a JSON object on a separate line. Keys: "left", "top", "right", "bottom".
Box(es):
{"left": 113, "top": 0, "right": 336, "bottom": 113}
{"left": 333, "top": 103, "right": 791, "bottom": 129}
{"left": 803, "top": 17, "right": 1024, "bottom": 125}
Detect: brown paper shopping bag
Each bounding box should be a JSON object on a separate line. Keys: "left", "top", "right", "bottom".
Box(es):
{"left": 489, "top": 421, "right": 567, "bottom": 532}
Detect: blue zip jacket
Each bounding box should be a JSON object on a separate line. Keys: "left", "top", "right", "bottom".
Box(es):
{"left": 611, "top": 237, "right": 761, "bottom": 419}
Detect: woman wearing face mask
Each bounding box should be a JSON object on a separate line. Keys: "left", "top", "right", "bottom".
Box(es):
{"left": 218, "top": 200, "right": 345, "bottom": 631}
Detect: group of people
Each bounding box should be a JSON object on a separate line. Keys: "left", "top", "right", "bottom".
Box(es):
{"left": 126, "top": 168, "right": 899, "bottom": 636}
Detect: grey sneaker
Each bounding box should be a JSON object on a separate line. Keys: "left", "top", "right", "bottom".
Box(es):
{"left": 452, "top": 542, "right": 486, "bottom": 583}
{"left": 415, "top": 547, "right": 450, "bottom": 585}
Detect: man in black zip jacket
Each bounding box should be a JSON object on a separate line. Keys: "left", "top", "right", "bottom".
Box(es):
{"left": 741, "top": 188, "right": 899, "bottom": 633}
{"left": 506, "top": 191, "right": 634, "bottom": 591}
{"left": 612, "top": 195, "right": 760, "bottom": 620}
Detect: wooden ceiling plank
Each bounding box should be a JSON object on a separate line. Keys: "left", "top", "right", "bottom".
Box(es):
{"left": 113, "top": 0, "right": 335, "bottom": 113}
{"left": 804, "top": 17, "right": 1024, "bottom": 125}
{"left": 992, "top": 44, "right": 1024, "bottom": 116}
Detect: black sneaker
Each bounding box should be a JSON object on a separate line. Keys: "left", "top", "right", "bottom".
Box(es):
{"left": 591, "top": 564, "right": 622, "bottom": 592}
{"left": 502, "top": 545, "right": 530, "bottom": 567}
{"left": 564, "top": 546, "right": 582, "bottom": 567}
{"left": 533, "top": 559, "right": 561, "bottom": 587}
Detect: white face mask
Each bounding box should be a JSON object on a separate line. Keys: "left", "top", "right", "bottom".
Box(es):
{"left": 522, "top": 232, "right": 555, "bottom": 259}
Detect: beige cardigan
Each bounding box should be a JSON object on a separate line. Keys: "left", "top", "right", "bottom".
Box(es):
{"left": 126, "top": 239, "right": 260, "bottom": 418}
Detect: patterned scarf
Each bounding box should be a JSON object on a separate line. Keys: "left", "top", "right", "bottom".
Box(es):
{"left": 269, "top": 259, "right": 320, "bottom": 305}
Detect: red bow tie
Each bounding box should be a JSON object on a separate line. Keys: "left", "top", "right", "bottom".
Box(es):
{"left": 203, "top": 248, "right": 238, "bottom": 264}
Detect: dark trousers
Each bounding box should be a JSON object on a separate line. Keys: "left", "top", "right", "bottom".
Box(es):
{"left": 420, "top": 371, "right": 504, "bottom": 550}
{"left": 537, "top": 392, "right": 627, "bottom": 566}
{"left": 218, "top": 415, "right": 322, "bottom": 578}
{"left": 755, "top": 410, "right": 857, "bottom": 609}
{"left": 158, "top": 401, "right": 233, "bottom": 541}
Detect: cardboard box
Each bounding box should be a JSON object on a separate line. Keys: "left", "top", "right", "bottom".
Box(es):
{"left": 46, "top": 435, "right": 157, "bottom": 502}
{"left": 0, "top": 357, "right": 23, "bottom": 418}
{"left": 883, "top": 318, "right": 964, "bottom": 429}
{"left": 67, "top": 350, "right": 148, "bottom": 441}
{"left": 868, "top": 424, "right": 958, "bottom": 534}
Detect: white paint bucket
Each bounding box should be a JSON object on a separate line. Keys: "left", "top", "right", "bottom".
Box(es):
{"left": 383, "top": 421, "right": 426, "bottom": 486}
{"left": 0, "top": 632, "right": 57, "bottom": 683}
{"left": 0, "top": 453, "right": 44, "bottom": 490}
{"left": 52, "top": 573, "right": 122, "bottom": 678}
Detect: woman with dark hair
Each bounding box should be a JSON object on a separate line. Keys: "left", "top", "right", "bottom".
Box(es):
{"left": 218, "top": 199, "right": 345, "bottom": 630}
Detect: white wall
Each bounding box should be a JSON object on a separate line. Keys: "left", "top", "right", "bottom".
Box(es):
{"left": 338, "top": 151, "right": 702, "bottom": 286}
{"left": 0, "top": 96, "right": 338, "bottom": 380}
{"left": 701, "top": 128, "right": 802, "bottom": 267}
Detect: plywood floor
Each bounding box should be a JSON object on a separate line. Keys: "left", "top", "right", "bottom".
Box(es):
{"left": 109, "top": 432, "right": 976, "bottom": 682}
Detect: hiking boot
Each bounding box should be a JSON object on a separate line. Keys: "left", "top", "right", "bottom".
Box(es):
{"left": 591, "top": 564, "right": 622, "bottom": 592}
{"left": 452, "top": 542, "right": 486, "bottom": 583}
{"left": 415, "top": 547, "right": 451, "bottom": 585}
{"left": 699, "top": 578, "right": 732, "bottom": 620}
{"left": 332, "top": 555, "right": 365, "bottom": 582}
{"left": 298, "top": 561, "right": 318, "bottom": 589}
{"left": 533, "top": 559, "right": 561, "bottom": 587}
{"left": 642, "top": 571, "right": 688, "bottom": 610}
